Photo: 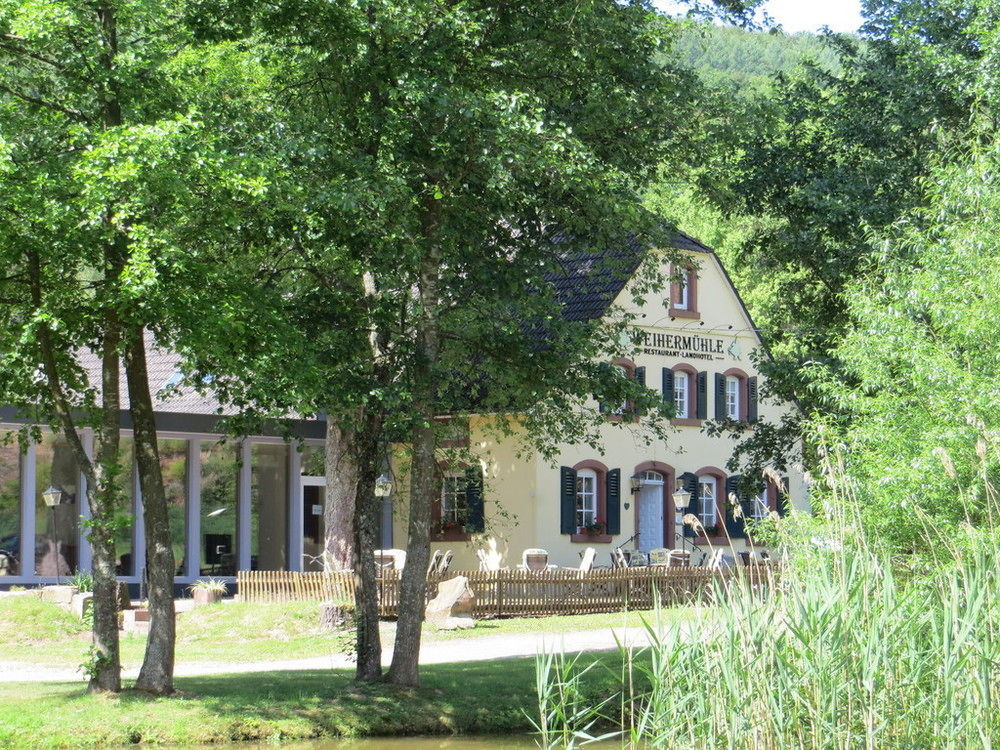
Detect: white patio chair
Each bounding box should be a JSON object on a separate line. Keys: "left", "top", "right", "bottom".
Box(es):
{"left": 610, "top": 548, "right": 628, "bottom": 569}
{"left": 437, "top": 550, "right": 454, "bottom": 576}
{"left": 519, "top": 548, "right": 554, "bottom": 572}
{"left": 666, "top": 549, "right": 691, "bottom": 567}
{"left": 706, "top": 549, "right": 725, "bottom": 569}
{"left": 563, "top": 546, "right": 596, "bottom": 575}
{"left": 427, "top": 549, "right": 444, "bottom": 576}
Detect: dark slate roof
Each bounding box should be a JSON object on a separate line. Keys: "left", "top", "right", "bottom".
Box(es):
{"left": 546, "top": 230, "right": 711, "bottom": 324}
{"left": 78, "top": 332, "right": 229, "bottom": 416}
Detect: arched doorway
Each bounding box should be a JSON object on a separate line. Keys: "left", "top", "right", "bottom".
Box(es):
{"left": 636, "top": 470, "right": 666, "bottom": 552}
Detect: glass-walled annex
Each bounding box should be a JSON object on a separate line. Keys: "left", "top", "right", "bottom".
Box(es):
{"left": 0, "top": 428, "right": 326, "bottom": 585}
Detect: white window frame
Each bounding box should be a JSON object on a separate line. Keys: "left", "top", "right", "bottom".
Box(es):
{"left": 674, "top": 371, "right": 689, "bottom": 418}
{"left": 750, "top": 489, "right": 769, "bottom": 521}
{"left": 726, "top": 375, "right": 740, "bottom": 420}
{"left": 576, "top": 468, "right": 598, "bottom": 528}
{"left": 675, "top": 269, "right": 689, "bottom": 310}
{"left": 698, "top": 475, "right": 718, "bottom": 529}
{"left": 441, "top": 473, "right": 467, "bottom": 526}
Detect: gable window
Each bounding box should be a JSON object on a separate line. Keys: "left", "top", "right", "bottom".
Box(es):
{"left": 441, "top": 473, "right": 467, "bottom": 529}
{"left": 674, "top": 371, "right": 689, "bottom": 419}
{"left": 576, "top": 469, "right": 598, "bottom": 528}
{"left": 698, "top": 475, "right": 718, "bottom": 529}
{"left": 669, "top": 262, "right": 699, "bottom": 319}
{"left": 726, "top": 375, "right": 740, "bottom": 420}
{"left": 676, "top": 275, "right": 689, "bottom": 310}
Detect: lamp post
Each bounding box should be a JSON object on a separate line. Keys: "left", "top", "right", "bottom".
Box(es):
{"left": 672, "top": 487, "right": 692, "bottom": 559}
{"left": 41, "top": 485, "right": 71, "bottom": 584}
{"left": 374, "top": 473, "right": 392, "bottom": 498}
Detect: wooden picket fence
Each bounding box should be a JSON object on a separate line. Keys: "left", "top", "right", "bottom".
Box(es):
{"left": 237, "top": 564, "right": 779, "bottom": 618}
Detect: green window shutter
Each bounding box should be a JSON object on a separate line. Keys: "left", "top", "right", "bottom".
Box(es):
{"left": 560, "top": 466, "right": 577, "bottom": 534}
{"left": 606, "top": 468, "right": 621, "bottom": 535}
{"left": 724, "top": 474, "right": 746, "bottom": 538}
{"left": 465, "top": 466, "right": 484, "bottom": 533}
{"left": 695, "top": 372, "right": 708, "bottom": 420}
{"left": 747, "top": 377, "right": 758, "bottom": 422}
{"left": 714, "top": 373, "right": 726, "bottom": 420}
{"left": 662, "top": 368, "right": 674, "bottom": 412}
{"left": 634, "top": 366, "right": 645, "bottom": 386}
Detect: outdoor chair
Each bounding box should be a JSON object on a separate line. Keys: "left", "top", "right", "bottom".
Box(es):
{"left": 648, "top": 547, "right": 670, "bottom": 566}
{"left": 374, "top": 548, "right": 406, "bottom": 571}
{"left": 627, "top": 550, "right": 648, "bottom": 568}
{"left": 563, "top": 546, "right": 596, "bottom": 575}
{"left": 666, "top": 549, "right": 691, "bottom": 567}
{"left": 437, "top": 549, "right": 453, "bottom": 576}
{"left": 519, "top": 548, "right": 555, "bottom": 572}
{"left": 477, "top": 547, "right": 506, "bottom": 571}
{"left": 427, "top": 549, "right": 444, "bottom": 575}
{"left": 610, "top": 548, "right": 628, "bottom": 569}
{"left": 706, "top": 549, "right": 726, "bottom": 569}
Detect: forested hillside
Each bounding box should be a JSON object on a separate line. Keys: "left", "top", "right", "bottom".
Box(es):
{"left": 675, "top": 23, "right": 841, "bottom": 88}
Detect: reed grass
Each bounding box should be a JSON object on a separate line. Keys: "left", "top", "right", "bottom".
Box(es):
{"left": 535, "top": 440, "right": 1000, "bottom": 749}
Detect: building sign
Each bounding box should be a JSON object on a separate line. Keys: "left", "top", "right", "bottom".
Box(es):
{"left": 639, "top": 329, "right": 728, "bottom": 361}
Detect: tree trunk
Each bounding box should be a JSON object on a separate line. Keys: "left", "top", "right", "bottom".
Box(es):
{"left": 124, "top": 326, "right": 175, "bottom": 695}
{"left": 323, "top": 418, "right": 358, "bottom": 571}
{"left": 352, "top": 406, "right": 384, "bottom": 682}
{"left": 29, "top": 248, "right": 123, "bottom": 692}
{"left": 389, "top": 217, "right": 441, "bottom": 687}
{"left": 87, "top": 323, "right": 124, "bottom": 693}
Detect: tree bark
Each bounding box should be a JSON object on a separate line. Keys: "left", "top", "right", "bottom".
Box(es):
{"left": 352, "top": 405, "right": 384, "bottom": 682}
{"left": 323, "top": 418, "right": 358, "bottom": 571}
{"left": 124, "top": 326, "right": 175, "bottom": 695}
{"left": 389, "top": 210, "right": 441, "bottom": 686}
{"left": 28, "top": 248, "right": 123, "bottom": 692}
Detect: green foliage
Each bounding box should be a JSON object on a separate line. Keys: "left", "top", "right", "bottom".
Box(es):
{"left": 817, "top": 143, "right": 1000, "bottom": 550}
{"left": 69, "top": 571, "right": 93, "bottom": 593}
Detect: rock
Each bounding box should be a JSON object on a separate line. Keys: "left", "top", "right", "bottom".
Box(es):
{"left": 70, "top": 592, "right": 93, "bottom": 620}
{"left": 122, "top": 608, "right": 151, "bottom": 634}
{"left": 425, "top": 575, "right": 476, "bottom": 629}
{"left": 39, "top": 585, "right": 78, "bottom": 606}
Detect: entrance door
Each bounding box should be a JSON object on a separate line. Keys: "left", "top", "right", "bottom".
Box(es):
{"left": 637, "top": 472, "right": 665, "bottom": 552}
{"left": 301, "top": 477, "right": 326, "bottom": 571}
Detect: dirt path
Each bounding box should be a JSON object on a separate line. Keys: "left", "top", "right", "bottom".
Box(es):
{"left": 0, "top": 624, "right": 667, "bottom": 683}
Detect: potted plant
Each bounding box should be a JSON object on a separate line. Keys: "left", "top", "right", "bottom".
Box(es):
{"left": 190, "top": 578, "right": 227, "bottom": 605}
{"left": 581, "top": 519, "right": 605, "bottom": 536}
{"left": 440, "top": 519, "right": 463, "bottom": 533}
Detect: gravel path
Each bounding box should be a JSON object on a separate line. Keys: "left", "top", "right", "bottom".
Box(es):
{"left": 0, "top": 625, "right": 665, "bottom": 684}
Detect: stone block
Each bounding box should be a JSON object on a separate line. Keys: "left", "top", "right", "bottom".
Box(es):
{"left": 70, "top": 592, "right": 93, "bottom": 620}
{"left": 39, "top": 585, "right": 78, "bottom": 606}
{"left": 425, "top": 575, "right": 476, "bottom": 630}
{"left": 122, "top": 608, "right": 151, "bottom": 634}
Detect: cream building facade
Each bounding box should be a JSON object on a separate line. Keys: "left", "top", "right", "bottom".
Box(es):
{"left": 393, "top": 232, "right": 806, "bottom": 569}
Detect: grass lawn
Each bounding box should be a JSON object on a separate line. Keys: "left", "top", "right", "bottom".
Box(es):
{"left": 0, "top": 654, "right": 630, "bottom": 748}
{"left": 0, "top": 596, "right": 690, "bottom": 668}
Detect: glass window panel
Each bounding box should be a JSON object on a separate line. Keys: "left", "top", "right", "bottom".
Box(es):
{"left": 698, "top": 476, "right": 717, "bottom": 528}
{"left": 299, "top": 444, "right": 324, "bottom": 476}
{"left": 112, "top": 437, "right": 135, "bottom": 576}
{"left": 34, "top": 434, "right": 80, "bottom": 576}
{"left": 200, "top": 441, "right": 237, "bottom": 576}
{"left": 575, "top": 469, "right": 597, "bottom": 528}
{"left": 159, "top": 439, "right": 187, "bottom": 577}
{"left": 251, "top": 443, "right": 288, "bottom": 571}
{"left": 0, "top": 434, "right": 21, "bottom": 576}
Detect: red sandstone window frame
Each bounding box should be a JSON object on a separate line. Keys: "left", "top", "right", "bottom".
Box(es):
{"left": 669, "top": 262, "right": 699, "bottom": 320}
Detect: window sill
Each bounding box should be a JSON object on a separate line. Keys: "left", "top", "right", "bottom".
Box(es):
{"left": 668, "top": 308, "right": 700, "bottom": 320}
{"left": 432, "top": 530, "right": 470, "bottom": 542}
{"left": 570, "top": 533, "right": 612, "bottom": 543}
{"left": 671, "top": 418, "right": 702, "bottom": 427}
